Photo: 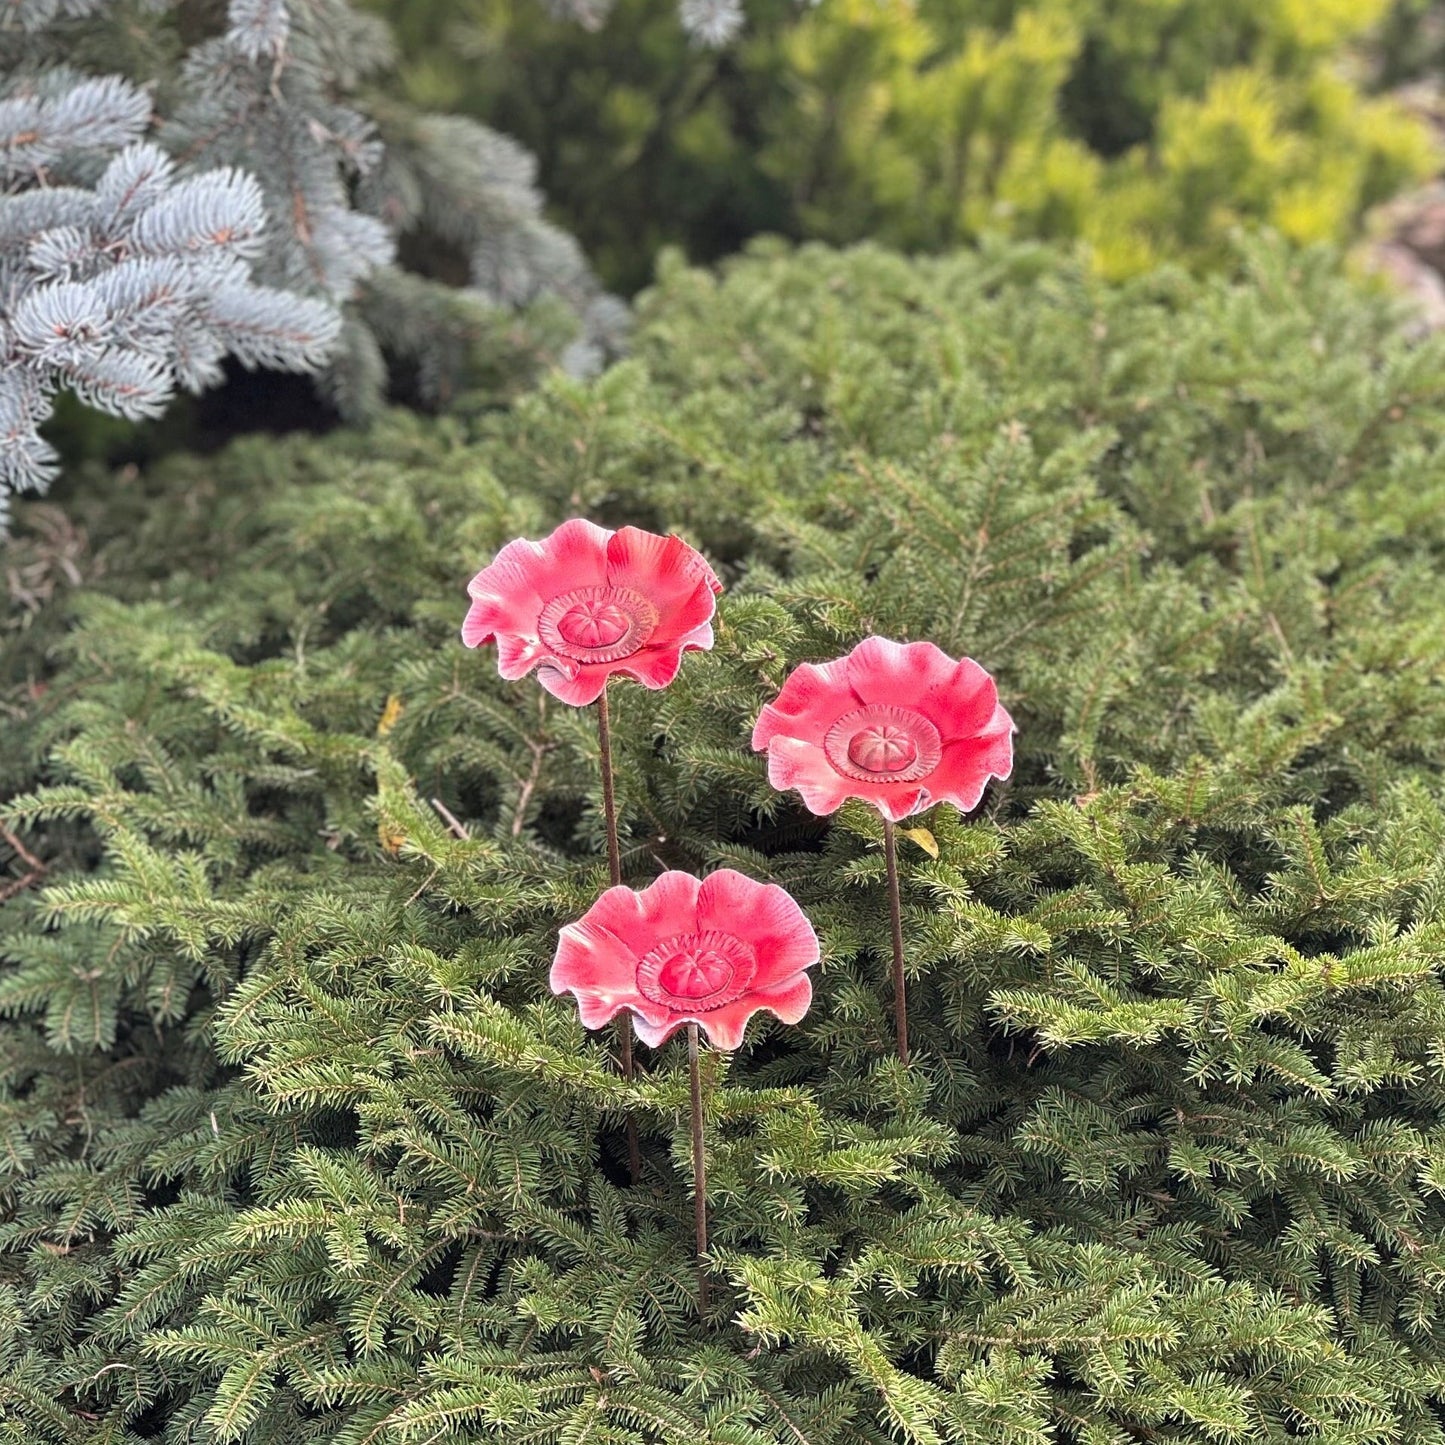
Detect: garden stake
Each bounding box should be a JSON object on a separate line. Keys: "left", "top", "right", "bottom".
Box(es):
{"left": 881, "top": 819, "right": 909, "bottom": 1065}
{"left": 597, "top": 681, "right": 642, "bottom": 1184}
{"left": 463, "top": 522, "right": 723, "bottom": 1188}
{"left": 752, "top": 637, "right": 1015, "bottom": 1069}
{"left": 551, "top": 868, "right": 819, "bottom": 1321}
{"left": 687, "top": 1022, "right": 709, "bottom": 1312}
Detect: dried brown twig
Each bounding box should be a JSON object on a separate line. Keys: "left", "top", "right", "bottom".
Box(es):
{"left": 0, "top": 824, "right": 46, "bottom": 904}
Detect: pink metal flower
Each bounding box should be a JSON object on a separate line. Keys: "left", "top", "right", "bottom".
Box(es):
{"left": 751, "top": 635, "right": 1014, "bottom": 822}
{"left": 550, "top": 869, "right": 818, "bottom": 1049}
{"left": 462, "top": 519, "right": 723, "bottom": 706}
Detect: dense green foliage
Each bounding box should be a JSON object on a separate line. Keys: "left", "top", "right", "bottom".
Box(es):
{"left": 377, "top": 0, "right": 1438, "bottom": 291}
{"left": 5, "top": 237, "right": 1445, "bottom": 1440}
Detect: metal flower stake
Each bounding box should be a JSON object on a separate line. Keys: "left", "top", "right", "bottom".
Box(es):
{"left": 752, "top": 636, "right": 1013, "bottom": 1064}
{"left": 462, "top": 519, "right": 722, "bottom": 1181}
{"left": 551, "top": 869, "right": 819, "bottom": 1310}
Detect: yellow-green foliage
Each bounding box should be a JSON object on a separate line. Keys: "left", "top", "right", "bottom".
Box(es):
{"left": 759, "top": 0, "right": 1434, "bottom": 276}
{"left": 375, "top": 0, "right": 1436, "bottom": 287}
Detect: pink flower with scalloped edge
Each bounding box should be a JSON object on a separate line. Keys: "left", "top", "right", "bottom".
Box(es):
{"left": 550, "top": 869, "right": 818, "bottom": 1050}
{"left": 462, "top": 519, "right": 723, "bottom": 706}
{"left": 751, "top": 635, "right": 1014, "bottom": 823}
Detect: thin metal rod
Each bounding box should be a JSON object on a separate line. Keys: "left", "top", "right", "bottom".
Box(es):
{"left": 618, "top": 1017, "right": 641, "bottom": 1185}
{"left": 597, "top": 683, "right": 641, "bottom": 1184}
{"left": 688, "top": 1022, "right": 709, "bottom": 1312}
{"left": 597, "top": 685, "right": 622, "bottom": 886}
{"left": 883, "top": 819, "right": 910, "bottom": 1065}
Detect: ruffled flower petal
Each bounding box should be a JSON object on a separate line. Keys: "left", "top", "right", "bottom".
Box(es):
{"left": 630, "top": 1012, "right": 687, "bottom": 1049}
{"left": 843, "top": 636, "right": 955, "bottom": 708}
{"left": 865, "top": 781, "right": 933, "bottom": 823}
{"left": 550, "top": 920, "right": 646, "bottom": 1031}
{"left": 916, "top": 655, "right": 1001, "bottom": 738}
{"left": 930, "top": 714, "right": 1014, "bottom": 812}
{"left": 608, "top": 528, "right": 715, "bottom": 613}
{"left": 691, "top": 553, "right": 725, "bottom": 597}
{"left": 675, "top": 621, "right": 715, "bottom": 655}
{"left": 750, "top": 971, "right": 814, "bottom": 1026}
{"left": 764, "top": 737, "right": 857, "bottom": 816}
{"left": 695, "top": 869, "right": 819, "bottom": 989}
{"left": 464, "top": 526, "right": 603, "bottom": 640}
{"left": 461, "top": 542, "right": 551, "bottom": 646}
{"left": 647, "top": 584, "right": 719, "bottom": 648}
{"left": 536, "top": 660, "right": 608, "bottom": 706}
{"left": 465, "top": 536, "right": 549, "bottom": 610}
{"left": 751, "top": 659, "right": 856, "bottom": 750}
{"left": 605, "top": 529, "right": 717, "bottom": 651}
{"left": 535, "top": 517, "right": 612, "bottom": 590}
{"left": 619, "top": 644, "right": 685, "bottom": 692}
{"left": 580, "top": 874, "right": 703, "bottom": 960}
{"left": 701, "top": 972, "right": 814, "bottom": 1049}
{"left": 495, "top": 633, "right": 552, "bottom": 681}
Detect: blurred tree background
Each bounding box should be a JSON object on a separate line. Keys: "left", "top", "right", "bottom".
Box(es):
{"left": 371, "top": 0, "right": 1445, "bottom": 294}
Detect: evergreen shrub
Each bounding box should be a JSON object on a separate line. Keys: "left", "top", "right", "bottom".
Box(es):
{"left": 380, "top": 0, "right": 1438, "bottom": 291}
{"left": 4, "top": 237, "right": 1445, "bottom": 1440}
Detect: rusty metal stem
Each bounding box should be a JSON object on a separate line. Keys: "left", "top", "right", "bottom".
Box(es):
{"left": 883, "top": 820, "right": 910, "bottom": 1065}
{"left": 688, "top": 1022, "right": 709, "bottom": 1312}
{"left": 598, "top": 684, "right": 641, "bottom": 1183}
{"left": 597, "top": 685, "right": 622, "bottom": 885}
